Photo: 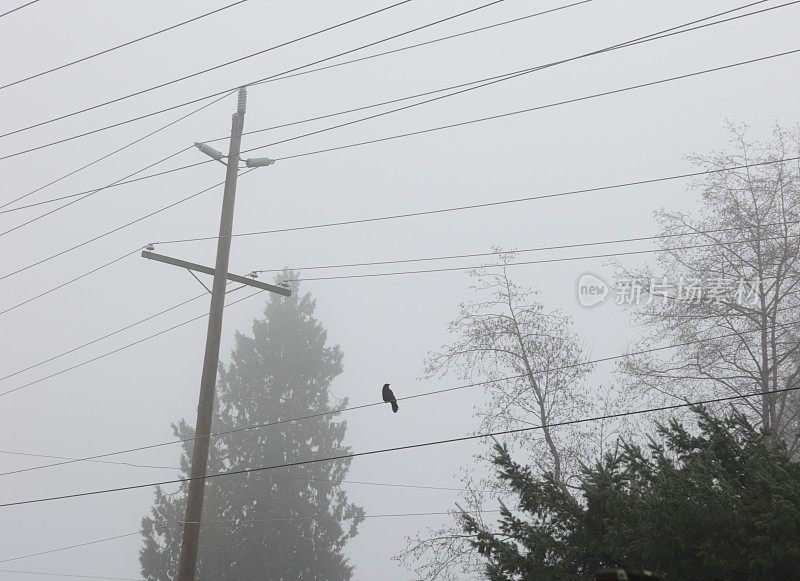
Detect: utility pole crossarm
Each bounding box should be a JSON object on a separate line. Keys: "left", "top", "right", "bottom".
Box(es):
{"left": 141, "top": 250, "right": 291, "bottom": 296}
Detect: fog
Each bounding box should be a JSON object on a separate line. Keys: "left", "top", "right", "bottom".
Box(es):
{"left": 0, "top": 0, "right": 797, "bottom": 579}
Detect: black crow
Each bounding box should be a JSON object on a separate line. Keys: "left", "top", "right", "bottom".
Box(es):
{"left": 382, "top": 383, "right": 399, "bottom": 413}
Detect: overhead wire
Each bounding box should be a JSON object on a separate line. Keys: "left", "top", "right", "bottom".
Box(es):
{"left": 5, "top": 41, "right": 797, "bottom": 232}
{"left": 0, "top": 0, "right": 601, "bottom": 218}
{"left": 0, "top": 248, "right": 142, "bottom": 316}
{"left": 2, "top": 221, "right": 796, "bottom": 400}
{"left": 0, "top": 291, "right": 208, "bottom": 380}
{"left": 2, "top": 381, "right": 798, "bottom": 509}
{"left": 0, "top": 447, "right": 489, "bottom": 494}
{"left": 0, "top": 0, "right": 500, "bottom": 149}
{"left": 0, "top": 531, "right": 141, "bottom": 564}
{"left": 0, "top": 0, "right": 788, "bottom": 225}
{"left": 5, "top": 29, "right": 775, "bottom": 285}
{"left": 0, "top": 449, "right": 176, "bottom": 472}
{"left": 0, "top": 569, "right": 140, "bottom": 580}
{"left": 0, "top": 0, "right": 552, "bottom": 277}
{"left": 0, "top": 160, "right": 214, "bottom": 215}
{"left": 23, "top": 38, "right": 800, "bottom": 219}
{"left": 0, "top": 285, "right": 259, "bottom": 398}
{"left": 2, "top": 230, "right": 797, "bottom": 400}
{"left": 8, "top": 15, "right": 780, "bottom": 217}
{"left": 251, "top": 220, "right": 800, "bottom": 274}
{"left": 0, "top": 146, "right": 195, "bottom": 238}
{"left": 0, "top": 0, "right": 781, "bottom": 163}
{"left": 0, "top": 170, "right": 245, "bottom": 283}
{"left": 0, "top": 508, "right": 499, "bottom": 566}
{"left": 203, "top": 0, "right": 599, "bottom": 144}
{"left": 3, "top": 319, "right": 798, "bottom": 480}
{"left": 0, "top": 0, "right": 39, "bottom": 20}
{"left": 241, "top": 1, "right": 795, "bottom": 157}
{"left": 155, "top": 156, "right": 800, "bottom": 246}
{"left": 185, "top": 509, "right": 502, "bottom": 525}
{"left": 270, "top": 48, "right": 800, "bottom": 162}
{"left": 2, "top": 153, "right": 795, "bottom": 320}
{"left": 1, "top": 4, "right": 792, "bottom": 402}
{"left": 0, "top": 91, "right": 233, "bottom": 212}
{"left": 289, "top": 233, "right": 800, "bottom": 282}
{"left": 0, "top": 0, "right": 250, "bottom": 92}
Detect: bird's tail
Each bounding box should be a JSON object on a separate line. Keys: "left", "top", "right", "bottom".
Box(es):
{"left": 391, "top": 400, "right": 399, "bottom": 413}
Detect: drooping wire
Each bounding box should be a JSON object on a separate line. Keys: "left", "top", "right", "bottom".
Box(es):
{"left": 1, "top": 380, "right": 798, "bottom": 509}
{"left": 0, "top": 0, "right": 783, "bottom": 161}
{"left": 2, "top": 320, "right": 797, "bottom": 481}
{"left": 1, "top": 3, "right": 790, "bottom": 219}
{"left": 0, "top": 90, "right": 233, "bottom": 212}
{"left": 0, "top": 0, "right": 250, "bottom": 92}
{"left": 0, "top": 0, "right": 40, "bottom": 20}
{"left": 0, "top": 0, "right": 491, "bottom": 145}
{"left": 155, "top": 156, "right": 800, "bottom": 246}
{"left": 0, "top": 221, "right": 800, "bottom": 400}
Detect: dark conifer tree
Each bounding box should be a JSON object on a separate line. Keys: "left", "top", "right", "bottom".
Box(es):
{"left": 140, "top": 273, "right": 364, "bottom": 580}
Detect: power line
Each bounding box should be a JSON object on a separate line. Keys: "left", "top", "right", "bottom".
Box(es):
{"left": 0, "top": 285, "right": 259, "bottom": 398}
{"left": 202, "top": 0, "right": 598, "bottom": 143}
{"left": 2, "top": 380, "right": 797, "bottom": 509}
{"left": 288, "top": 233, "right": 800, "bottom": 282}
{"left": 0, "top": 160, "right": 213, "bottom": 216}
{"left": 0, "top": 0, "right": 499, "bottom": 148}
{"left": 0, "top": 507, "right": 496, "bottom": 567}
{"left": 0, "top": 147, "right": 194, "bottom": 238}
{"left": 4, "top": 150, "right": 795, "bottom": 320}
{"left": 252, "top": 220, "right": 800, "bottom": 274}
{"left": 270, "top": 48, "right": 800, "bottom": 162}
{"left": 0, "top": 568, "right": 140, "bottom": 580}
{"left": 0, "top": 449, "right": 176, "bottom": 471}
{"left": 0, "top": 0, "right": 39, "bottom": 20}
{"left": 0, "top": 91, "right": 232, "bottom": 213}
{"left": 0, "top": 531, "right": 141, "bottom": 564}
{"left": 187, "top": 509, "right": 502, "bottom": 525}
{"left": 0, "top": 447, "right": 487, "bottom": 494}
{"left": 0, "top": 91, "right": 238, "bottom": 235}
{"left": 0, "top": 0, "right": 778, "bottom": 162}
{"left": 0, "top": 291, "right": 207, "bottom": 379}
{"left": 0, "top": 0, "right": 250, "bottom": 92}
{"left": 0, "top": 0, "right": 786, "bottom": 228}
{"left": 207, "top": 0, "right": 767, "bottom": 137}
{"left": 156, "top": 156, "right": 800, "bottom": 246}
{"left": 0, "top": 249, "right": 140, "bottom": 316}
{"left": 3, "top": 320, "right": 797, "bottom": 481}
{"left": 10, "top": 28, "right": 785, "bottom": 218}
{"left": 0, "top": 170, "right": 242, "bottom": 283}
{"left": 0, "top": 167, "right": 253, "bottom": 305}
{"left": 242, "top": 1, "right": 793, "bottom": 157}
{"left": 3, "top": 152, "right": 793, "bottom": 321}
{"left": 5, "top": 40, "right": 796, "bottom": 231}
{"left": 0, "top": 0, "right": 418, "bottom": 140}
{"left": 3, "top": 222, "right": 794, "bottom": 394}
{"left": 0, "top": 0, "right": 595, "bottom": 216}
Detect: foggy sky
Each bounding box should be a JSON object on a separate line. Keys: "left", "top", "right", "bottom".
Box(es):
{"left": 0, "top": 0, "right": 797, "bottom": 579}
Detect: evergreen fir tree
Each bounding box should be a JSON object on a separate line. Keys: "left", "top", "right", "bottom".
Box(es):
{"left": 140, "top": 273, "right": 364, "bottom": 580}
{"left": 462, "top": 407, "right": 800, "bottom": 580}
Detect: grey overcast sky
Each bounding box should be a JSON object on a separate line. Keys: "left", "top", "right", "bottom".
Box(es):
{"left": 0, "top": 0, "right": 797, "bottom": 579}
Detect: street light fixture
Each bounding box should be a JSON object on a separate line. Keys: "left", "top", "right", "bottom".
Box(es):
{"left": 244, "top": 156, "right": 275, "bottom": 167}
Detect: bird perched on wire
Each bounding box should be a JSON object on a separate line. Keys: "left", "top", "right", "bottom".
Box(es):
{"left": 382, "top": 383, "right": 399, "bottom": 413}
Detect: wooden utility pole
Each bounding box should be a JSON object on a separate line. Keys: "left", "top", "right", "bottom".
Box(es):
{"left": 170, "top": 86, "right": 241, "bottom": 581}
{"left": 142, "top": 87, "right": 284, "bottom": 580}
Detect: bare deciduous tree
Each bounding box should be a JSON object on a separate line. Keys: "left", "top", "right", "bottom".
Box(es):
{"left": 398, "top": 253, "right": 600, "bottom": 579}
{"left": 424, "top": 254, "right": 594, "bottom": 486}
{"left": 615, "top": 123, "right": 800, "bottom": 455}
